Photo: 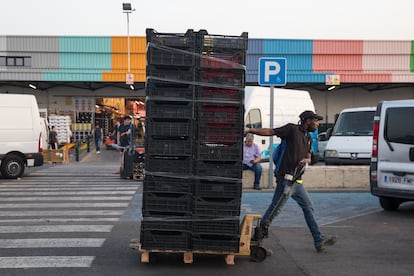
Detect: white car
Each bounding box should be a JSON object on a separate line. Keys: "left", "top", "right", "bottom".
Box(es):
{"left": 317, "top": 132, "right": 329, "bottom": 160}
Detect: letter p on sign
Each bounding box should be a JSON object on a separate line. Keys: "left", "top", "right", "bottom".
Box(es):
{"left": 258, "top": 58, "right": 287, "bottom": 86}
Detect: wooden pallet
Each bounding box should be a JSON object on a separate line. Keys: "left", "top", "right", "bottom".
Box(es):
{"left": 130, "top": 239, "right": 236, "bottom": 265}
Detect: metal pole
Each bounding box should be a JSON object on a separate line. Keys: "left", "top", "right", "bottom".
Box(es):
{"left": 127, "top": 12, "right": 130, "bottom": 73}
{"left": 268, "top": 86, "right": 274, "bottom": 189}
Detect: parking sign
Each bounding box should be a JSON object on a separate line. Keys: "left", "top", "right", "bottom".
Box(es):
{"left": 258, "top": 58, "right": 287, "bottom": 86}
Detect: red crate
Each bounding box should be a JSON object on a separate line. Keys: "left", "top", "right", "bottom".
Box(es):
{"left": 199, "top": 70, "right": 245, "bottom": 88}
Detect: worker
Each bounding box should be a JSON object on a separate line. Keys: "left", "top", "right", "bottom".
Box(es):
{"left": 245, "top": 110, "right": 337, "bottom": 253}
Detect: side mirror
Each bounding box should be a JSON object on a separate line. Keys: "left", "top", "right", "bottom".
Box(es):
{"left": 326, "top": 128, "right": 333, "bottom": 139}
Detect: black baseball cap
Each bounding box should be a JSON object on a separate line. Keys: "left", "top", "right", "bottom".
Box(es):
{"left": 299, "top": 110, "right": 323, "bottom": 121}
{"left": 123, "top": 115, "right": 132, "bottom": 120}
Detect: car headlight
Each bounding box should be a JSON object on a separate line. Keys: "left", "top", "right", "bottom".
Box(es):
{"left": 324, "top": 150, "right": 338, "bottom": 158}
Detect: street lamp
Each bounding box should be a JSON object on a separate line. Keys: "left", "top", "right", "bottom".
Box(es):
{"left": 122, "top": 3, "right": 135, "bottom": 73}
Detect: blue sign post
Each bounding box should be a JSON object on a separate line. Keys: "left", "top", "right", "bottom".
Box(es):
{"left": 258, "top": 58, "right": 287, "bottom": 188}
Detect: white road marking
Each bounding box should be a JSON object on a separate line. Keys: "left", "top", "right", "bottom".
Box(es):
{"left": 0, "top": 196, "right": 134, "bottom": 201}
{"left": 0, "top": 225, "right": 113, "bottom": 233}
{"left": 320, "top": 209, "right": 382, "bottom": 226}
{"left": 0, "top": 187, "right": 137, "bottom": 191}
{"left": 0, "top": 238, "right": 106, "bottom": 248}
{"left": 0, "top": 210, "right": 123, "bottom": 217}
{"left": 0, "top": 191, "right": 136, "bottom": 196}
{"left": 0, "top": 217, "right": 119, "bottom": 223}
{"left": 0, "top": 202, "right": 129, "bottom": 208}
{"left": 0, "top": 256, "right": 95, "bottom": 268}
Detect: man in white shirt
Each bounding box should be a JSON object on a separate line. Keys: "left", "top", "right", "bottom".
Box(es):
{"left": 243, "top": 133, "right": 262, "bottom": 190}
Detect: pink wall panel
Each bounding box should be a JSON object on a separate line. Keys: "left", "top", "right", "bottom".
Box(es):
{"left": 313, "top": 40, "right": 363, "bottom": 54}
{"left": 363, "top": 55, "right": 411, "bottom": 71}
{"left": 340, "top": 73, "right": 392, "bottom": 83}
{"left": 363, "top": 41, "right": 411, "bottom": 54}
{"left": 313, "top": 55, "right": 363, "bottom": 71}
{"left": 313, "top": 40, "right": 364, "bottom": 72}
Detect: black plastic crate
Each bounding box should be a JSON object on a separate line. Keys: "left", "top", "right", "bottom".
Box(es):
{"left": 145, "top": 139, "right": 192, "bottom": 156}
{"left": 197, "top": 103, "right": 243, "bottom": 124}
{"left": 194, "top": 160, "right": 242, "bottom": 178}
{"left": 199, "top": 31, "right": 248, "bottom": 50}
{"left": 195, "top": 143, "right": 242, "bottom": 161}
{"left": 146, "top": 155, "right": 193, "bottom": 175}
{"left": 142, "top": 191, "right": 192, "bottom": 215}
{"left": 147, "top": 28, "right": 197, "bottom": 49}
{"left": 192, "top": 233, "right": 240, "bottom": 252}
{"left": 146, "top": 120, "right": 193, "bottom": 139}
{"left": 193, "top": 196, "right": 241, "bottom": 217}
{"left": 140, "top": 229, "right": 192, "bottom": 250}
{"left": 147, "top": 44, "right": 196, "bottom": 68}
{"left": 199, "top": 52, "right": 246, "bottom": 70}
{"left": 143, "top": 172, "right": 193, "bottom": 194}
{"left": 147, "top": 66, "right": 195, "bottom": 84}
{"left": 146, "top": 79, "right": 195, "bottom": 100}
{"left": 141, "top": 217, "right": 192, "bottom": 232}
{"left": 196, "top": 86, "right": 243, "bottom": 102}
{"left": 198, "top": 69, "right": 245, "bottom": 88}
{"left": 197, "top": 123, "right": 243, "bottom": 143}
{"left": 193, "top": 177, "right": 242, "bottom": 198}
{"left": 146, "top": 98, "right": 194, "bottom": 120}
{"left": 192, "top": 218, "right": 240, "bottom": 235}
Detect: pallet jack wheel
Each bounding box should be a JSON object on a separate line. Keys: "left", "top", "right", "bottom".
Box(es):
{"left": 250, "top": 246, "right": 267, "bottom": 262}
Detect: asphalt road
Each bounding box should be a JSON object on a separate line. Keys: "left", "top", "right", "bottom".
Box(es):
{"left": 0, "top": 149, "right": 412, "bottom": 276}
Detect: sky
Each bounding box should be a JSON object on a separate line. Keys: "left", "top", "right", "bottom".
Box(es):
{"left": 0, "top": 0, "right": 413, "bottom": 40}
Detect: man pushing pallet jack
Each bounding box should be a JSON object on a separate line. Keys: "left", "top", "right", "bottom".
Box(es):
{"left": 246, "top": 110, "right": 337, "bottom": 261}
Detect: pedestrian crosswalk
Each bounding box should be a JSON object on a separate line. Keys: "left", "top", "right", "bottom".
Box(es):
{"left": 0, "top": 164, "right": 139, "bottom": 270}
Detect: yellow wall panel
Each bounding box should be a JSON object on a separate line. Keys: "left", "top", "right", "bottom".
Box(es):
{"left": 102, "top": 36, "right": 147, "bottom": 82}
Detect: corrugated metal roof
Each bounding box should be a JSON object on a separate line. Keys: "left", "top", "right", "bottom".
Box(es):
{"left": 363, "top": 41, "right": 411, "bottom": 54}
{"left": 363, "top": 54, "right": 411, "bottom": 71}
{"left": 313, "top": 40, "right": 363, "bottom": 54}
{"left": 4, "top": 36, "right": 59, "bottom": 52}
{"left": 247, "top": 39, "right": 263, "bottom": 54}
{"left": 263, "top": 39, "right": 313, "bottom": 54}
{"left": 59, "top": 37, "right": 111, "bottom": 53}
{"left": 313, "top": 54, "right": 363, "bottom": 71}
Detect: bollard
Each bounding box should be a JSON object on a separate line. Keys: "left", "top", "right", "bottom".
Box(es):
{"left": 87, "top": 136, "right": 90, "bottom": 153}
{"left": 75, "top": 141, "right": 80, "bottom": 162}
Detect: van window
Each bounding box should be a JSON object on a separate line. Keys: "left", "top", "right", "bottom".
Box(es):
{"left": 385, "top": 107, "right": 414, "bottom": 145}
{"left": 333, "top": 111, "right": 375, "bottom": 136}
{"left": 245, "top": 108, "right": 262, "bottom": 128}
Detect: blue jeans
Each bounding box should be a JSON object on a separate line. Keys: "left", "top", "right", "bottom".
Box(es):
{"left": 261, "top": 175, "right": 324, "bottom": 248}
{"left": 243, "top": 163, "right": 262, "bottom": 188}
{"left": 94, "top": 138, "right": 102, "bottom": 151}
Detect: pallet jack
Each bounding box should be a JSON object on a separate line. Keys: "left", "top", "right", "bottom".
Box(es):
{"left": 243, "top": 162, "right": 308, "bottom": 262}
{"left": 131, "top": 162, "right": 307, "bottom": 264}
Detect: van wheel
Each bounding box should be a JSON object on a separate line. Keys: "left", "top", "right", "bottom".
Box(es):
{"left": 379, "top": 197, "right": 400, "bottom": 211}
{"left": 0, "top": 154, "right": 25, "bottom": 179}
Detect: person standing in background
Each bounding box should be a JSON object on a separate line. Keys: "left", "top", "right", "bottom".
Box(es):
{"left": 49, "top": 126, "right": 59, "bottom": 149}
{"left": 93, "top": 124, "right": 103, "bottom": 154}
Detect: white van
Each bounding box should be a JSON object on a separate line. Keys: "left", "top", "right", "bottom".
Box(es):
{"left": 244, "top": 86, "right": 317, "bottom": 160}
{"left": 370, "top": 99, "right": 414, "bottom": 211}
{"left": 0, "top": 94, "right": 44, "bottom": 178}
{"left": 324, "top": 106, "right": 376, "bottom": 165}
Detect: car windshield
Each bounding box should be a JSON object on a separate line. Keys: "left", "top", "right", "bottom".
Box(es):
{"left": 332, "top": 111, "right": 375, "bottom": 136}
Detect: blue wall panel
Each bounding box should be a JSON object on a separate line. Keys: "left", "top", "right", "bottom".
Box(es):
{"left": 263, "top": 39, "right": 313, "bottom": 54}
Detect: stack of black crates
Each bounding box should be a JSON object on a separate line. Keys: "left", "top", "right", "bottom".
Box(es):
{"left": 141, "top": 28, "right": 248, "bottom": 253}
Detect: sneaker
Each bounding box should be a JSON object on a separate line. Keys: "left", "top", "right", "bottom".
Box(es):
{"left": 96, "top": 151, "right": 100, "bottom": 154}
{"left": 254, "top": 186, "right": 261, "bottom": 190}
{"left": 316, "top": 236, "right": 338, "bottom": 253}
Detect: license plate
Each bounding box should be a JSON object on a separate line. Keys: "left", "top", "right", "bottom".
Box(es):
{"left": 384, "top": 175, "right": 414, "bottom": 185}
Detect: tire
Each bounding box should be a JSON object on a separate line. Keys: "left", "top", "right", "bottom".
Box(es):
{"left": 0, "top": 154, "right": 25, "bottom": 179}
{"left": 250, "top": 246, "right": 267, "bottom": 262}
{"left": 379, "top": 197, "right": 400, "bottom": 211}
